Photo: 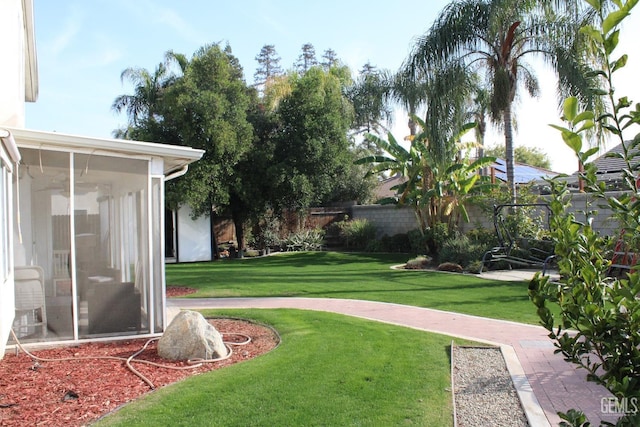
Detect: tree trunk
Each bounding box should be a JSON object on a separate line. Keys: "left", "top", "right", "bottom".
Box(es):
{"left": 209, "top": 208, "right": 220, "bottom": 260}
{"left": 229, "top": 194, "right": 245, "bottom": 258}
{"left": 503, "top": 106, "right": 517, "bottom": 203}
{"left": 232, "top": 212, "right": 245, "bottom": 258}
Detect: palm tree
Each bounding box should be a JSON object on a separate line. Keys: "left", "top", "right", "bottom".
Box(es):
{"left": 383, "top": 67, "right": 428, "bottom": 138}
{"left": 112, "top": 51, "right": 185, "bottom": 131}
{"left": 408, "top": 0, "right": 592, "bottom": 201}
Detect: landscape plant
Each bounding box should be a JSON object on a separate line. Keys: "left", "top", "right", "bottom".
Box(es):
{"left": 529, "top": 1, "right": 640, "bottom": 425}
{"left": 335, "top": 217, "right": 377, "bottom": 250}
{"left": 283, "top": 228, "right": 326, "bottom": 251}
{"left": 438, "top": 233, "right": 486, "bottom": 268}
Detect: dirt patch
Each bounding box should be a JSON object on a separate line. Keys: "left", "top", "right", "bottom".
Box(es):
{"left": 0, "top": 317, "right": 279, "bottom": 426}
{"left": 166, "top": 285, "right": 198, "bottom": 297}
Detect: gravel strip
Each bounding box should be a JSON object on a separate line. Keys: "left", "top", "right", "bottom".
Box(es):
{"left": 453, "top": 346, "right": 529, "bottom": 427}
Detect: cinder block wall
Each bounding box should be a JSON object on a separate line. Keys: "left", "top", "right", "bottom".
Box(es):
{"left": 351, "top": 205, "right": 417, "bottom": 238}
{"left": 351, "top": 192, "right": 625, "bottom": 239}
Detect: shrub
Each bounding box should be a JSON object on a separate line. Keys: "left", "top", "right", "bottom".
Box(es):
{"left": 407, "top": 229, "right": 430, "bottom": 254}
{"left": 439, "top": 234, "right": 485, "bottom": 268}
{"left": 465, "top": 260, "right": 484, "bottom": 274}
{"left": 244, "top": 249, "right": 260, "bottom": 257}
{"left": 364, "top": 239, "right": 384, "bottom": 253}
{"left": 378, "top": 233, "right": 411, "bottom": 253}
{"left": 424, "top": 222, "right": 452, "bottom": 257}
{"left": 284, "top": 228, "right": 325, "bottom": 251}
{"left": 252, "top": 208, "right": 282, "bottom": 249}
{"left": 528, "top": 3, "right": 640, "bottom": 424}
{"left": 465, "top": 227, "right": 498, "bottom": 250}
{"left": 337, "top": 219, "right": 377, "bottom": 250}
{"left": 404, "top": 255, "right": 433, "bottom": 269}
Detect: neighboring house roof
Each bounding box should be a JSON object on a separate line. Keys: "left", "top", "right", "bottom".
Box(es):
{"left": 373, "top": 159, "right": 559, "bottom": 201}
{"left": 491, "top": 158, "right": 559, "bottom": 184}
{"left": 6, "top": 127, "right": 204, "bottom": 175}
{"left": 559, "top": 142, "right": 639, "bottom": 190}
{"left": 374, "top": 173, "right": 406, "bottom": 201}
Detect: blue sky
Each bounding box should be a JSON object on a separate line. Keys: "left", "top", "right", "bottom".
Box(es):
{"left": 26, "top": 0, "right": 640, "bottom": 174}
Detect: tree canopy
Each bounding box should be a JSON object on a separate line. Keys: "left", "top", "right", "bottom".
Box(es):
{"left": 113, "top": 42, "right": 377, "bottom": 251}
{"left": 407, "top": 0, "right": 595, "bottom": 201}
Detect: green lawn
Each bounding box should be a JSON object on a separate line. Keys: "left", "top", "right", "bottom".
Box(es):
{"left": 96, "top": 251, "right": 546, "bottom": 426}
{"left": 95, "top": 309, "right": 470, "bottom": 426}
{"left": 167, "top": 251, "right": 544, "bottom": 324}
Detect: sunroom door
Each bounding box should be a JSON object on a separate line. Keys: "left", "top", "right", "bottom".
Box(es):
{"left": 74, "top": 153, "right": 150, "bottom": 338}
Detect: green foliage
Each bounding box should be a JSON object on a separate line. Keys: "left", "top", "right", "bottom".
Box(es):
{"left": 407, "top": 0, "right": 594, "bottom": 201}
{"left": 529, "top": 2, "right": 640, "bottom": 424}
{"left": 439, "top": 234, "right": 486, "bottom": 267}
{"left": 358, "top": 117, "right": 495, "bottom": 234}
{"left": 345, "top": 63, "right": 392, "bottom": 137}
{"left": 407, "top": 228, "right": 431, "bottom": 254}
{"left": 163, "top": 44, "right": 255, "bottom": 216}
{"left": 284, "top": 228, "right": 326, "bottom": 251}
{"left": 250, "top": 208, "right": 282, "bottom": 249}
{"left": 336, "top": 218, "right": 377, "bottom": 250}
{"left": 378, "top": 233, "right": 412, "bottom": 253}
{"left": 475, "top": 183, "right": 551, "bottom": 249}
{"left": 270, "top": 67, "right": 356, "bottom": 211}
{"left": 465, "top": 227, "right": 498, "bottom": 249}
{"left": 423, "top": 222, "right": 452, "bottom": 257}
{"left": 465, "top": 260, "right": 484, "bottom": 274}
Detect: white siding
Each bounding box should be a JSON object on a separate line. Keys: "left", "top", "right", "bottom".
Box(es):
{"left": 177, "top": 205, "right": 212, "bottom": 262}
{"left": 0, "top": 0, "right": 27, "bottom": 127}
{"left": 0, "top": 142, "right": 17, "bottom": 358}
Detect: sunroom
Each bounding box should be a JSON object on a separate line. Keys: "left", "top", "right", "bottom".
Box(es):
{"left": 5, "top": 128, "right": 203, "bottom": 346}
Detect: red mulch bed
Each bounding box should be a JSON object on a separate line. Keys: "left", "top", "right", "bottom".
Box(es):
{"left": 0, "top": 287, "right": 279, "bottom": 426}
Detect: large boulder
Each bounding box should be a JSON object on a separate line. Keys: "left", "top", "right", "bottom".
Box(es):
{"left": 157, "top": 310, "right": 228, "bottom": 361}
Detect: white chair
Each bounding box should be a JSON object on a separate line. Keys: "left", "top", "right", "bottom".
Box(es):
{"left": 13, "top": 266, "right": 47, "bottom": 337}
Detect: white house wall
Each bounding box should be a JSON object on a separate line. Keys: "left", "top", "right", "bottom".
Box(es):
{"left": 177, "top": 205, "right": 212, "bottom": 262}
{"left": 0, "top": 0, "right": 28, "bottom": 127}
{"left": 0, "top": 146, "right": 16, "bottom": 358}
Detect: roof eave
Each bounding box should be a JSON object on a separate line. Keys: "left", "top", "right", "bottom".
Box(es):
{"left": 5, "top": 127, "right": 204, "bottom": 175}
{"left": 23, "top": 0, "right": 38, "bottom": 102}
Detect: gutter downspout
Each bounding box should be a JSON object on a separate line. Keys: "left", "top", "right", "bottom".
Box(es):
{"left": 0, "top": 129, "right": 21, "bottom": 164}
{"left": 164, "top": 164, "right": 189, "bottom": 181}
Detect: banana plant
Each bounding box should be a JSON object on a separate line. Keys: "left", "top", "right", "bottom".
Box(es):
{"left": 356, "top": 116, "right": 495, "bottom": 233}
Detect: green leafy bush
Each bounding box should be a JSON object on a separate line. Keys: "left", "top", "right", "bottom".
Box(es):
{"left": 424, "top": 222, "right": 452, "bottom": 257}
{"left": 284, "top": 228, "right": 326, "bottom": 251}
{"left": 379, "top": 233, "right": 411, "bottom": 253}
{"left": 337, "top": 218, "right": 377, "bottom": 250}
{"left": 407, "top": 229, "right": 430, "bottom": 254}
{"left": 439, "top": 234, "right": 485, "bottom": 267}
{"left": 528, "top": 2, "right": 640, "bottom": 425}
{"left": 465, "top": 227, "right": 498, "bottom": 249}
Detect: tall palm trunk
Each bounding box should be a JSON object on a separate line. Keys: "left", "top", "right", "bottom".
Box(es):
{"left": 503, "top": 105, "right": 517, "bottom": 203}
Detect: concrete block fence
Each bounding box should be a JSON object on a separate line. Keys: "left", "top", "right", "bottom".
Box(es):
{"left": 351, "top": 192, "right": 625, "bottom": 239}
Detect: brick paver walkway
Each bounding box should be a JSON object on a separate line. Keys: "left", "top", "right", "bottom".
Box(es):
{"left": 169, "top": 296, "right": 618, "bottom": 426}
